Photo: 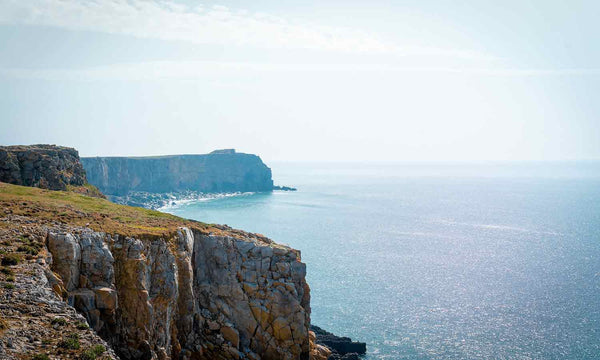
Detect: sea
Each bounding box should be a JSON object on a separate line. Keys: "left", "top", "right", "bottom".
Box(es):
{"left": 161, "top": 161, "right": 600, "bottom": 359}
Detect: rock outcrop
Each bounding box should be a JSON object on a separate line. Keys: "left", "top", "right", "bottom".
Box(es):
{"left": 0, "top": 145, "right": 87, "bottom": 190}
{"left": 310, "top": 326, "right": 366, "bottom": 359}
{"left": 46, "top": 226, "right": 311, "bottom": 360}
{"left": 0, "top": 145, "right": 352, "bottom": 360}
{"left": 81, "top": 150, "right": 274, "bottom": 197}
{"left": 0, "top": 216, "right": 118, "bottom": 360}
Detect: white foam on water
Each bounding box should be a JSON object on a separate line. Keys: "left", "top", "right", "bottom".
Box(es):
{"left": 158, "top": 191, "right": 255, "bottom": 211}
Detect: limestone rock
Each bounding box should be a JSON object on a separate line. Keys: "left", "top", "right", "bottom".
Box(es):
{"left": 47, "top": 226, "right": 312, "bottom": 360}
{"left": 221, "top": 325, "right": 240, "bottom": 348}
{"left": 309, "top": 331, "right": 332, "bottom": 360}
{"left": 95, "top": 287, "right": 117, "bottom": 310}
{"left": 0, "top": 144, "right": 86, "bottom": 190}
{"left": 46, "top": 232, "right": 81, "bottom": 291}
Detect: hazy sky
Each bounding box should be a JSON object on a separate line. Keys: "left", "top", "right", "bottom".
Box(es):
{"left": 1, "top": 0, "right": 599, "bottom": 161}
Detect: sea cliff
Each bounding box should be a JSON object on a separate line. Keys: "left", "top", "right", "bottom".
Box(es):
{"left": 47, "top": 225, "right": 311, "bottom": 359}
{"left": 0, "top": 182, "right": 316, "bottom": 360}
{"left": 0, "top": 145, "right": 359, "bottom": 360}
{"left": 81, "top": 150, "right": 274, "bottom": 197}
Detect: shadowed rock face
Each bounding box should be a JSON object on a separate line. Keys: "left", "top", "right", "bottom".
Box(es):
{"left": 310, "top": 325, "right": 366, "bottom": 359}
{"left": 81, "top": 150, "right": 274, "bottom": 196}
{"left": 0, "top": 145, "right": 86, "bottom": 190}
{"left": 46, "top": 227, "right": 311, "bottom": 360}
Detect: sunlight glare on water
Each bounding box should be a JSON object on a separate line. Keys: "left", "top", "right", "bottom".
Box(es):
{"left": 164, "top": 162, "right": 600, "bottom": 359}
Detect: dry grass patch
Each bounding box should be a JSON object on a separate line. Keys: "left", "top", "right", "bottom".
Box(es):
{"left": 0, "top": 182, "right": 206, "bottom": 237}
{"left": 0, "top": 182, "right": 273, "bottom": 244}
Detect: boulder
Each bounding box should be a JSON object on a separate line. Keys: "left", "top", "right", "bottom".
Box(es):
{"left": 94, "top": 287, "right": 117, "bottom": 310}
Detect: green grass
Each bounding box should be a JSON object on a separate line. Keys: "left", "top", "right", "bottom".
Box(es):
{"left": 32, "top": 354, "right": 50, "bottom": 360}
{"left": 0, "top": 182, "right": 204, "bottom": 237}
{"left": 58, "top": 333, "right": 80, "bottom": 350}
{"left": 67, "top": 183, "right": 106, "bottom": 199}
{"left": 1, "top": 254, "right": 21, "bottom": 266}
{"left": 3, "top": 283, "right": 15, "bottom": 289}
{"left": 80, "top": 344, "right": 107, "bottom": 360}
{"left": 17, "top": 245, "right": 39, "bottom": 255}
{"left": 0, "top": 182, "right": 266, "bottom": 246}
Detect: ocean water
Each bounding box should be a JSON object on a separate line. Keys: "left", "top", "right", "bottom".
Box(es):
{"left": 163, "top": 162, "right": 600, "bottom": 359}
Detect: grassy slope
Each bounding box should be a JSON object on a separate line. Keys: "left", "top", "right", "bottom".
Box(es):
{"left": 0, "top": 181, "right": 206, "bottom": 238}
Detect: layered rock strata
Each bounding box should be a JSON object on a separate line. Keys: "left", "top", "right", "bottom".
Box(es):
{"left": 46, "top": 226, "right": 311, "bottom": 360}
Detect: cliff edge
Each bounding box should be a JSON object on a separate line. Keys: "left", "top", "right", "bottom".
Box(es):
{"left": 0, "top": 182, "right": 312, "bottom": 360}
{"left": 0, "top": 145, "right": 351, "bottom": 360}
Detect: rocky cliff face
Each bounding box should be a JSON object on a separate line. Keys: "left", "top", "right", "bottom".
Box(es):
{"left": 0, "top": 145, "right": 334, "bottom": 360}
{"left": 0, "top": 145, "right": 86, "bottom": 191}
{"left": 46, "top": 226, "right": 311, "bottom": 360}
{"left": 81, "top": 150, "right": 274, "bottom": 197}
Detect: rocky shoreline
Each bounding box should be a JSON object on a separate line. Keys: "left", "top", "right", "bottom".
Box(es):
{"left": 311, "top": 325, "right": 367, "bottom": 360}
{"left": 273, "top": 185, "right": 297, "bottom": 191}
{"left": 107, "top": 190, "right": 256, "bottom": 210}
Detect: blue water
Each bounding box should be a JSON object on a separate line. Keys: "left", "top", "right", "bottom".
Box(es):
{"left": 164, "top": 162, "right": 600, "bottom": 359}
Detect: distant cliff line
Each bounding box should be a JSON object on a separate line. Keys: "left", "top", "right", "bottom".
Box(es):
{"left": 82, "top": 149, "right": 296, "bottom": 205}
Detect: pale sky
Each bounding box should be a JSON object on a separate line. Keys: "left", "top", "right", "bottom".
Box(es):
{"left": 1, "top": 0, "right": 599, "bottom": 162}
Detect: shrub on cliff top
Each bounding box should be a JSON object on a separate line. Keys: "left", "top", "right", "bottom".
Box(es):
{"left": 80, "top": 344, "right": 106, "bottom": 360}
{"left": 17, "top": 245, "right": 39, "bottom": 255}
{"left": 59, "top": 333, "right": 80, "bottom": 350}
{"left": 80, "top": 350, "right": 96, "bottom": 360}
{"left": 1, "top": 254, "right": 21, "bottom": 266}
{"left": 92, "top": 345, "right": 106, "bottom": 354}
{"left": 76, "top": 321, "right": 89, "bottom": 330}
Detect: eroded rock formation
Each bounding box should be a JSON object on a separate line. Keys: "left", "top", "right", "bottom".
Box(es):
{"left": 46, "top": 226, "right": 311, "bottom": 360}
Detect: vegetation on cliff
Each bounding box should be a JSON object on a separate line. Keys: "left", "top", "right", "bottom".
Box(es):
{"left": 0, "top": 182, "right": 195, "bottom": 237}
{"left": 0, "top": 182, "right": 312, "bottom": 359}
